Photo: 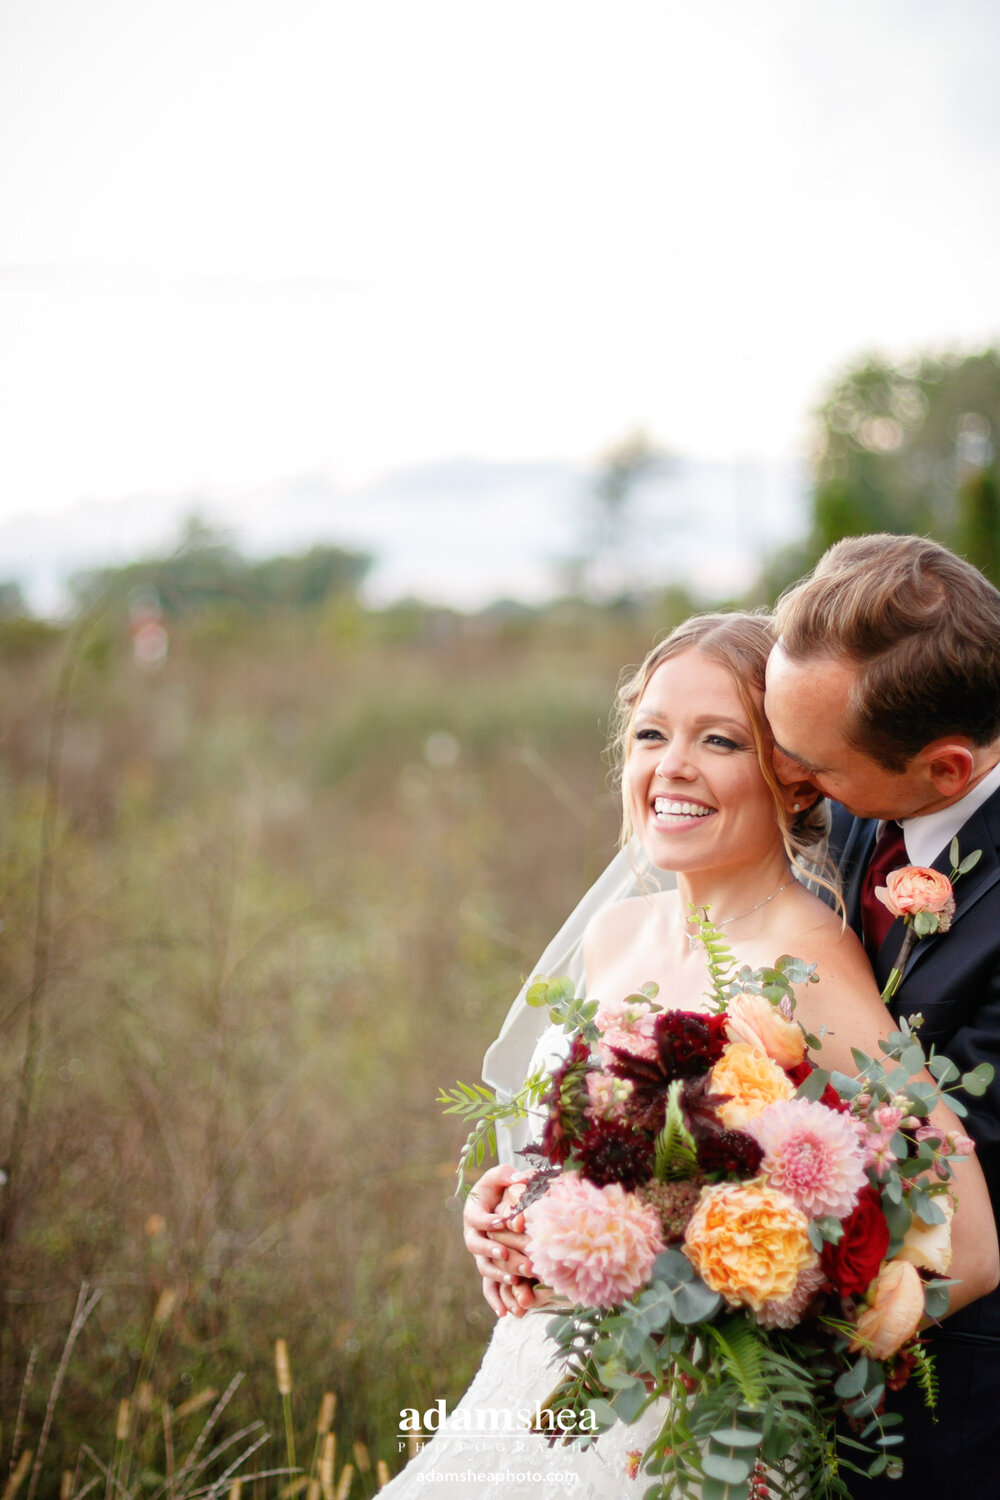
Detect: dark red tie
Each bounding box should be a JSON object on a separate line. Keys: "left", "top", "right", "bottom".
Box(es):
{"left": 861, "top": 821, "right": 907, "bottom": 959}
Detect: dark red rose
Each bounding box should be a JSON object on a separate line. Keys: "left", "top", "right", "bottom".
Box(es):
{"left": 820, "top": 1184, "right": 890, "bottom": 1297}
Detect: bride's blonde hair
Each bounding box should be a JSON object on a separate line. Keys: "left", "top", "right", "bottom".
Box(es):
{"left": 610, "top": 611, "right": 835, "bottom": 893}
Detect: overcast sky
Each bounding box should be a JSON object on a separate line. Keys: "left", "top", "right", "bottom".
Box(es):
{"left": 1, "top": 0, "right": 998, "bottom": 544}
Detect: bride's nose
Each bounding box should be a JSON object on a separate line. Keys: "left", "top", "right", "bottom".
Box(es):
{"left": 654, "top": 740, "right": 697, "bottom": 780}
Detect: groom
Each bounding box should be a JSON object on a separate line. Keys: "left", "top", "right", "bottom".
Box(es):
{"left": 764, "top": 532, "right": 1000, "bottom": 1495}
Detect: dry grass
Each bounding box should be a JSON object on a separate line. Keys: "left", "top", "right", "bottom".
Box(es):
{"left": 0, "top": 598, "right": 686, "bottom": 1493}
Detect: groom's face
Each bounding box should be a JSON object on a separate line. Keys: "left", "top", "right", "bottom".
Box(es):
{"left": 764, "top": 645, "right": 935, "bottom": 821}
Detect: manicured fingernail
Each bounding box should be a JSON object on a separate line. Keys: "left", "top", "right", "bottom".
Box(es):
{"left": 503, "top": 1273, "right": 513, "bottom": 1285}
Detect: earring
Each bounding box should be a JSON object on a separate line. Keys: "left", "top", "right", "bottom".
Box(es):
{"left": 793, "top": 802, "right": 801, "bottom": 813}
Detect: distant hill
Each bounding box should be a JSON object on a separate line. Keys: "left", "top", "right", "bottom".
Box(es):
{"left": 0, "top": 453, "right": 807, "bottom": 614}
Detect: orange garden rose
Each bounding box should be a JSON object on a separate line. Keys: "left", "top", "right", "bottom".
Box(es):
{"left": 876, "top": 866, "right": 955, "bottom": 923}
{"left": 710, "top": 1042, "right": 795, "bottom": 1128}
{"left": 849, "top": 1259, "right": 925, "bottom": 1359}
{"left": 725, "top": 993, "right": 807, "bottom": 1069}
{"left": 683, "top": 1180, "right": 817, "bottom": 1311}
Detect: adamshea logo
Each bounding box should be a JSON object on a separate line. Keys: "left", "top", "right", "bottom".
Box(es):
{"left": 398, "top": 1400, "right": 597, "bottom": 1435}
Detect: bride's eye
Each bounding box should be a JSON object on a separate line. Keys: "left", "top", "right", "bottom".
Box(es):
{"left": 634, "top": 728, "right": 666, "bottom": 743}
{"left": 705, "top": 733, "right": 744, "bottom": 751}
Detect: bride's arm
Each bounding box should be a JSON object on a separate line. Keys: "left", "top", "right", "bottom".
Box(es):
{"left": 793, "top": 920, "right": 1000, "bottom": 1316}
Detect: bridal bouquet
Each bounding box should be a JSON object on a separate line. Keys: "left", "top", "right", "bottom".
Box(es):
{"left": 441, "top": 916, "right": 993, "bottom": 1500}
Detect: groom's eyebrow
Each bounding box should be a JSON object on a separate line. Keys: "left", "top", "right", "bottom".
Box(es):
{"left": 774, "top": 739, "right": 826, "bottom": 773}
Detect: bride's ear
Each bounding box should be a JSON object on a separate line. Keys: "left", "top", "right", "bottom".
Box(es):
{"left": 780, "top": 780, "right": 822, "bottom": 818}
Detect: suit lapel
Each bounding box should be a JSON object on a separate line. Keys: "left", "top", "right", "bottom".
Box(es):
{"left": 898, "top": 795, "right": 1000, "bottom": 981}
{"left": 834, "top": 790, "right": 1000, "bottom": 990}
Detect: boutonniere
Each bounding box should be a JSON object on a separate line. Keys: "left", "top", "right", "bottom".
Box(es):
{"left": 877, "top": 837, "right": 982, "bottom": 1002}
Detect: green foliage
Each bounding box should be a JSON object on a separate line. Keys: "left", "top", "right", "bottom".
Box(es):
{"left": 654, "top": 1081, "right": 699, "bottom": 1182}
{"left": 70, "top": 517, "right": 373, "bottom": 619}
{"left": 438, "top": 1068, "right": 549, "bottom": 1194}
{"left": 762, "top": 347, "right": 1000, "bottom": 599}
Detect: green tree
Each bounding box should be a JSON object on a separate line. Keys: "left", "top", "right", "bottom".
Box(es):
{"left": 805, "top": 348, "right": 1000, "bottom": 582}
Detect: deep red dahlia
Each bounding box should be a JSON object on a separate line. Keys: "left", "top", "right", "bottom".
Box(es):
{"left": 576, "top": 1121, "right": 655, "bottom": 1189}
{"left": 696, "top": 1126, "right": 764, "bottom": 1178}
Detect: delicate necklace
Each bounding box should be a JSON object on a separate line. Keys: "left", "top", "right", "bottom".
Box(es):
{"left": 686, "top": 876, "right": 796, "bottom": 950}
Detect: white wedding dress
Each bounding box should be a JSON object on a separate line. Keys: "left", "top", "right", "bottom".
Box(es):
{"left": 380, "top": 1022, "right": 669, "bottom": 1499}
{"left": 379, "top": 850, "right": 675, "bottom": 1500}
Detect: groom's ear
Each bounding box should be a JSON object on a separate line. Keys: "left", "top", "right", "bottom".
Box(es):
{"left": 917, "top": 740, "right": 977, "bottom": 800}
{"left": 779, "top": 778, "right": 822, "bottom": 817}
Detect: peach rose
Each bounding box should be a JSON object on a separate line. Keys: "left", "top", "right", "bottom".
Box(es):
{"left": 876, "top": 866, "right": 954, "bottom": 923}
{"left": 683, "top": 1180, "right": 817, "bottom": 1312}
{"left": 849, "top": 1259, "right": 924, "bottom": 1360}
{"left": 710, "top": 1042, "right": 795, "bottom": 1128}
{"left": 897, "top": 1194, "right": 954, "bottom": 1276}
{"left": 725, "top": 993, "right": 806, "bottom": 1070}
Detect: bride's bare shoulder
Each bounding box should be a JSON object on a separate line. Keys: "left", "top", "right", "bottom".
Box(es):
{"left": 584, "top": 890, "right": 675, "bottom": 953}
{"left": 782, "top": 888, "right": 878, "bottom": 993}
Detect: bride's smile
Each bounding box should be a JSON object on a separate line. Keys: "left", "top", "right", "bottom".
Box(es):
{"left": 625, "top": 649, "right": 788, "bottom": 898}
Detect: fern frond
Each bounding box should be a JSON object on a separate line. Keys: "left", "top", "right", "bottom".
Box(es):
{"left": 654, "top": 1080, "right": 699, "bottom": 1181}
{"left": 705, "top": 1317, "right": 766, "bottom": 1405}
{"left": 687, "top": 907, "right": 738, "bottom": 1010}
{"left": 911, "top": 1342, "right": 938, "bottom": 1416}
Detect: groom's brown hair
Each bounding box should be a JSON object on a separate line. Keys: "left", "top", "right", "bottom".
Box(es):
{"left": 774, "top": 533, "right": 1000, "bottom": 771}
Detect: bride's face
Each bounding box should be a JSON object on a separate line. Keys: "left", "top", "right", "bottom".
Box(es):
{"left": 625, "top": 649, "right": 784, "bottom": 875}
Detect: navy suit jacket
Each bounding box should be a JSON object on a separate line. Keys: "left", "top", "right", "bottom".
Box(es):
{"left": 830, "top": 789, "right": 1000, "bottom": 1340}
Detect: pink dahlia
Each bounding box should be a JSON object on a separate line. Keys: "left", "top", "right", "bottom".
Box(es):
{"left": 750, "top": 1097, "right": 867, "bottom": 1220}
{"left": 756, "top": 1261, "right": 827, "bottom": 1330}
{"left": 523, "top": 1173, "right": 664, "bottom": 1308}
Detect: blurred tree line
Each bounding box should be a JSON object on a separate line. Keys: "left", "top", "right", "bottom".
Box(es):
{"left": 760, "top": 346, "right": 1000, "bottom": 596}
{"left": 66, "top": 517, "right": 374, "bottom": 618}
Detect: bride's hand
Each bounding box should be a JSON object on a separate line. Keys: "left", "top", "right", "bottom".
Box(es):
{"left": 462, "top": 1166, "right": 539, "bottom": 1317}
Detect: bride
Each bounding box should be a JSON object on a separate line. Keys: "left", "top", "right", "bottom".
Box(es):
{"left": 380, "top": 613, "right": 997, "bottom": 1498}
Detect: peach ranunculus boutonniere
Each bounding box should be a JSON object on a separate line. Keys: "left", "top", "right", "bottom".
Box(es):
{"left": 876, "top": 837, "right": 981, "bottom": 1002}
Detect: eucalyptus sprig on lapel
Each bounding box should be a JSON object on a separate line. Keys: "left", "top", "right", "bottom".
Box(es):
{"left": 878, "top": 837, "right": 983, "bottom": 1003}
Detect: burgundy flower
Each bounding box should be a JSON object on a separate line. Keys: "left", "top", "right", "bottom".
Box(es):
{"left": 655, "top": 1010, "right": 730, "bottom": 1077}
{"left": 577, "top": 1121, "right": 655, "bottom": 1190}
{"left": 820, "top": 1183, "right": 890, "bottom": 1297}
{"left": 696, "top": 1126, "right": 764, "bottom": 1178}
{"left": 537, "top": 1036, "right": 592, "bottom": 1164}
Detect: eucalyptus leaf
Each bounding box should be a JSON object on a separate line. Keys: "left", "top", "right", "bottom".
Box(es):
{"left": 585, "top": 1398, "right": 619, "bottom": 1429}
{"left": 834, "top": 1359, "right": 869, "bottom": 1399}
{"left": 961, "top": 1064, "right": 993, "bottom": 1096}
{"left": 927, "top": 1053, "right": 960, "bottom": 1084}
{"left": 611, "top": 1378, "right": 649, "bottom": 1424}
{"left": 710, "top": 1427, "right": 763, "bottom": 1447}
{"left": 958, "top": 849, "right": 983, "bottom": 874}
{"left": 924, "top": 1280, "right": 954, "bottom": 1319}
{"left": 794, "top": 1067, "right": 831, "bottom": 1102}
{"left": 829, "top": 1070, "right": 862, "bottom": 1097}
{"left": 908, "top": 1188, "right": 946, "bottom": 1225}
{"left": 653, "top": 1246, "right": 696, "bottom": 1282}
{"left": 848, "top": 1383, "right": 885, "bottom": 1419}
{"left": 671, "top": 1279, "right": 724, "bottom": 1325}
{"left": 702, "top": 1453, "right": 752, "bottom": 1484}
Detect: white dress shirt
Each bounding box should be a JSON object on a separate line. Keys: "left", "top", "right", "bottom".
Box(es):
{"left": 900, "top": 756, "right": 1000, "bottom": 866}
